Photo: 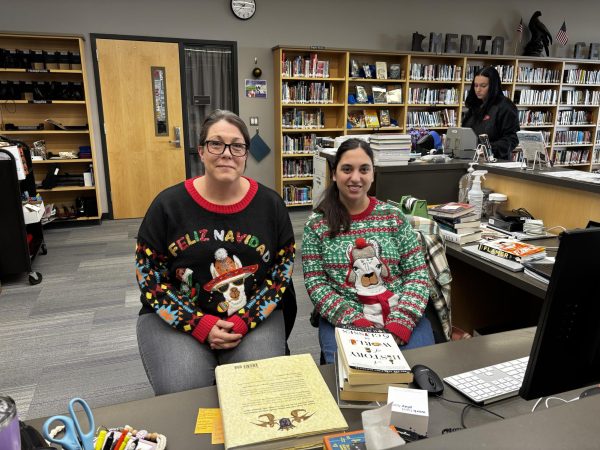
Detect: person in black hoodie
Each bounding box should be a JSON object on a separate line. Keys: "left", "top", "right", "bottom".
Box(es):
{"left": 462, "top": 66, "right": 520, "bottom": 160}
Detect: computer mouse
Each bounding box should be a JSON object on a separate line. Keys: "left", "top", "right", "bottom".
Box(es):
{"left": 412, "top": 364, "right": 444, "bottom": 395}
{"left": 580, "top": 386, "right": 600, "bottom": 398}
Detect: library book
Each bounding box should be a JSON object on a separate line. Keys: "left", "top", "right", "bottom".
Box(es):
{"left": 215, "top": 354, "right": 347, "bottom": 450}
{"left": 335, "top": 326, "right": 413, "bottom": 385}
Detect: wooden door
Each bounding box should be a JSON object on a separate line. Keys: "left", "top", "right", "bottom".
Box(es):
{"left": 96, "top": 39, "right": 185, "bottom": 219}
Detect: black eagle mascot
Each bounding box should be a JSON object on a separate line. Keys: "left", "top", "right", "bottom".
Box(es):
{"left": 524, "top": 11, "right": 553, "bottom": 56}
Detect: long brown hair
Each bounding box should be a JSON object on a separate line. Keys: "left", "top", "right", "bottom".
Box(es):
{"left": 315, "top": 138, "right": 374, "bottom": 238}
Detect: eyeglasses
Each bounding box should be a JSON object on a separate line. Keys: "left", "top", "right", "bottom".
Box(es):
{"left": 204, "top": 140, "right": 249, "bottom": 157}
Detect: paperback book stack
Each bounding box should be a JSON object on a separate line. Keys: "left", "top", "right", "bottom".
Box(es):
{"left": 368, "top": 133, "right": 411, "bottom": 166}
{"left": 334, "top": 326, "right": 413, "bottom": 409}
{"left": 428, "top": 202, "right": 482, "bottom": 245}
{"left": 477, "top": 238, "right": 546, "bottom": 263}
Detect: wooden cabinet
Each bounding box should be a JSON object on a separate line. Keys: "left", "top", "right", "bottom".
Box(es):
{"left": 273, "top": 46, "right": 600, "bottom": 206}
{"left": 0, "top": 33, "right": 101, "bottom": 222}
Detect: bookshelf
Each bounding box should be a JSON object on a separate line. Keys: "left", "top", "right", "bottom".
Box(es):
{"left": 273, "top": 46, "right": 600, "bottom": 206}
{"left": 0, "top": 33, "right": 101, "bottom": 221}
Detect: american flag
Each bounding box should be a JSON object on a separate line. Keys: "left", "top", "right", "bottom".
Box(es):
{"left": 556, "top": 21, "right": 568, "bottom": 46}
{"left": 516, "top": 18, "right": 524, "bottom": 45}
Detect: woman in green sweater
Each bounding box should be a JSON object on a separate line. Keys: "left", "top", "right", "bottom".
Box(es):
{"left": 302, "top": 138, "right": 434, "bottom": 364}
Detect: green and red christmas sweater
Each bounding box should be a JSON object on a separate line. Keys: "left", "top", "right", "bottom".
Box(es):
{"left": 302, "top": 197, "right": 429, "bottom": 344}
{"left": 135, "top": 177, "right": 295, "bottom": 343}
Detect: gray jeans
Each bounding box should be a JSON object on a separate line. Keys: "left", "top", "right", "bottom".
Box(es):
{"left": 137, "top": 310, "right": 285, "bottom": 395}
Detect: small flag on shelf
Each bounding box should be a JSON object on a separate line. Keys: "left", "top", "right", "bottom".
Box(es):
{"left": 556, "top": 21, "right": 568, "bottom": 46}
{"left": 517, "top": 18, "right": 524, "bottom": 36}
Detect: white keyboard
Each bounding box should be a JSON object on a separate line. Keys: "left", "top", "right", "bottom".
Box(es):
{"left": 444, "top": 356, "right": 529, "bottom": 404}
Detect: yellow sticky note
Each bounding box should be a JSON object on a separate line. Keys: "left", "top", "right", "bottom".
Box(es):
{"left": 194, "top": 408, "right": 221, "bottom": 434}
{"left": 211, "top": 411, "right": 224, "bottom": 445}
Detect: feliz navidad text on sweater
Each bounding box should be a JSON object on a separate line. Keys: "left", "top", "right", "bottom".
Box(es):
{"left": 168, "top": 229, "right": 271, "bottom": 262}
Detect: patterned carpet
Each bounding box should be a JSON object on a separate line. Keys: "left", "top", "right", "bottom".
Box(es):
{"left": 0, "top": 210, "right": 317, "bottom": 420}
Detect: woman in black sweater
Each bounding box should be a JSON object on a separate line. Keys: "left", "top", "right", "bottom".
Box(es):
{"left": 462, "top": 66, "right": 520, "bottom": 160}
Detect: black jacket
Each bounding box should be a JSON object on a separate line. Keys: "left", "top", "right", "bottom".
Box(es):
{"left": 462, "top": 96, "right": 520, "bottom": 160}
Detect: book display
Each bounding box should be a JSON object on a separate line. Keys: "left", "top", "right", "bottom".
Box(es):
{"left": 274, "top": 46, "right": 600, "bottom": 206}
{"left": 215, "top": 354, "right": 347, "bottom": 450}
{"left": 0, "top": 33, "right": 101, "bottom": 221}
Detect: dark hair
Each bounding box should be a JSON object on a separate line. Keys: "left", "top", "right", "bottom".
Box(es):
{"left": 315, "top": 138, "right": 374, "bottom": 238}
{"left": 464, "top": 66, "right": 505, "bottom": 121}
{"left": 198, "top": 109, "right": 250, "bottom": 147}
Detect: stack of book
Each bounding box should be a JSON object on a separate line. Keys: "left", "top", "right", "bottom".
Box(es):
{"left": 368, "top": 133, "right": 412, "bottom": 166}
{"left": 477, "top": 238, "right": 546, "bottom": 264}
{"left": 428, "top": 202, "right": 482, "bottom": 245}
{"left": 334, "top": 327, "right": 413, "bottom": 408}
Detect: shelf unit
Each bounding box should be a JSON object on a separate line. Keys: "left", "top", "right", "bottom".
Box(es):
{"left": 0, "top": 33, "right": 101, "bottom": 221}
{"left": 273, "top": 46, "right": 600, "bottom": 206}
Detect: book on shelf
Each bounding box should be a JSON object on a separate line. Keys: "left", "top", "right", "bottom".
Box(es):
{"left": 375, "top": 61, "right": 388, "bottom": 79}
{"left": 355, "top": 85, "right": 369, "bottom": 103}
{"left": 363, "top": 109, "right": 380, "bottom": 128}
{"left": 215, "top": 353, "right": 348, "bottom": 450}
{"left": 386, "top": 88, "right": 403, "bottom": 104}
{"left": 388, "top": 63, "right": 402, "bottom": 79}
{"left": 440, "top": 228, "right": 482, "bottom": 246}
{"left": 379, "top": 109, "right": 391, "bottom": 127}
{"left": 372, "top": 86, "right": 387, "bottom": 104}
{"left": 477, "top": 239, "right": 546, "bottom": 263}
{"left": 335, "top": 326, "right": 413, "bottom": 385}
{"left": 348, "top": 111, "right": 365, "bottom": 128}
{"left": 428, "top": 202, "right": 475, "bottom": 219}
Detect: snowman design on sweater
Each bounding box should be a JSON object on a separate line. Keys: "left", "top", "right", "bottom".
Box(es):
{"left": 202, "top": 248, "right": 258, "bottom": 316}
{"left": 345, "top": 237, "right": 399, "bottom": 327}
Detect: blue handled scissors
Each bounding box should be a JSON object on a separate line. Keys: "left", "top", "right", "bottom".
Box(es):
{"left": 42, "top": 397, "right": 95, "bottom": 450}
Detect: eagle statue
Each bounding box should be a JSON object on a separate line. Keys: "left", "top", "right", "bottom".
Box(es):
{"left": 524, "top": 11, "right": 553, "bottom": 56}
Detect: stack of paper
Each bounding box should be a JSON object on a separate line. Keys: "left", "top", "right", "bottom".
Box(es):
{"left": 368, "top": 133, "right": 412, "bottom": 166}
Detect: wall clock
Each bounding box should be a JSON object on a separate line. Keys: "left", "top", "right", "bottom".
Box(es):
{"left": 231, "top": 0, "right": 256, "bottom": 20}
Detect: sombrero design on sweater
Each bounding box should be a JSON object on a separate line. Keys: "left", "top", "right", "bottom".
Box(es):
{"left": 203, "top": 248, "right": 258, "bottom": 292}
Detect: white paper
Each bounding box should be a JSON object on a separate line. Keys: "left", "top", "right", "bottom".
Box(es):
{"left": 2, "top": 145, "right": 26, "bottom": 180}
{"left": 361, "top": 402, "right": 405, "bottom": 449}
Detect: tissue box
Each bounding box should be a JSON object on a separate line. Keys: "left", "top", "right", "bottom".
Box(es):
{"left": 23, "top": 201, "right": 45, "bottom": 224}
{"left": 387, "top": 387, "right": 429, "bottom": 436}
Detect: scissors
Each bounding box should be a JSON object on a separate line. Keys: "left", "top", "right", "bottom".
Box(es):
{"left": 42, "top": 397, "right": 95, "bottom": 450}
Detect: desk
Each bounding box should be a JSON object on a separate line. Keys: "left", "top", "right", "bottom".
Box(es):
{"left": 28, "top": 328, "right": 600, "bottom": 449}
{"left": 445, "top": 239, "right": 552, "bottom": 335}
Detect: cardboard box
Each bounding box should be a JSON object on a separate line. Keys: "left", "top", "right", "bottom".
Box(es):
{"left": 387, "top": 386, "right": 429, "bottom": 436}
{"left": 23, "top": 201, "right": 44, "bottom": 224}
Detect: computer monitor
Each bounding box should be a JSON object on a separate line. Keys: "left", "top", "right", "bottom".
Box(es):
{"left": 445, "top": 127, "right": 477, "bottom": 159}
{"left": 519, "top": 227, "right": 600, "bottom": 400}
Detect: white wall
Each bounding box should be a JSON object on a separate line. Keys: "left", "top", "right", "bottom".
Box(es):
{"left": 2, "top": 0, "right": 599, "bottom": 212}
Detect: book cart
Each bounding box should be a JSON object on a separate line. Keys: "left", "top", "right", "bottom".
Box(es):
{"left": 0, "top": 33, "right": 101, "bottom": 222}
{"left": 273, "top": 46, "right": 600, "bottom": 207}
{"left": 0, "top": 147, "right": 45, "bottom": 285}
